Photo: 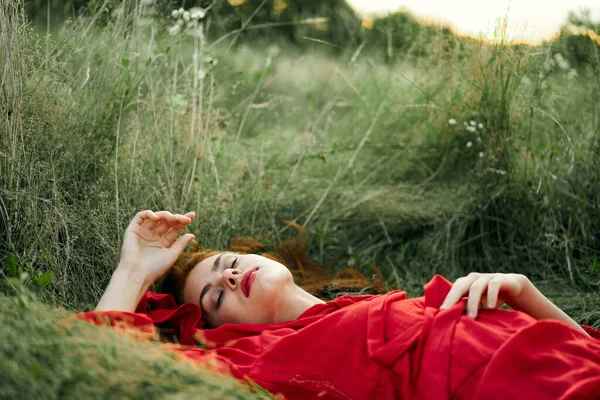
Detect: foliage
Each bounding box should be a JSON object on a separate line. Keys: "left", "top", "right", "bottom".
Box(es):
{"left": 553, "top": 9, "right": 600, "bottom": 68}
{"left": 0, "top": 291, "right": 266, "bottom": 399}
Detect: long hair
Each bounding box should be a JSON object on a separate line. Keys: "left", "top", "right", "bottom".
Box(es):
{"left": 155, "top": 221, "right": 386, "bottom": 339}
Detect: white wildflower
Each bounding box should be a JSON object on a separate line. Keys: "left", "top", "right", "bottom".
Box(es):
{"left": 168, "top": 24, "right": 181, "bottom": 36}
{"left": 203, "top": 55, "right": 213, "bottom": 63}
{"left": 211, "top": 58, "right": 218, "bottom": 66}
{"left": 198, "top": 69, "right": 207, "bottom": 80}
{"left": 521, "top": 76, "right": 531, "bottom": 86}
{"left": 478, "top": 123, "right": 484, "bottom": 129}
{"left": 171, "top": 9, "right": 179, "bottom": 18}
{"left": 177, "top": 18, "right": 184, "bottom": 26}
{"left": 466, "top": 141, "right": 473, "bottom": 148}
{"left": 448, "top": 118, "right": 457, "bottom": 125}
{"left": 567, "top": 69, "right": 578, "bottom": 80}
{"left": 186, "top": 22, "right": 204, "bottom": 38}
{"left": 463, "top": 121, "right": 468, "bottom": 127}
{"left": 479, "top": 152, "right": 484, "bottom": 158}
{"left": 476, "top": 137, "right": 482, "bottom": 143}
{"left": 469, "top": 120, "right": 476, "bottom": 126}
{"left": 179, "top": 7, "right": 184, "bottom": 14}
{"left": 554, "top": 53, "right": 570, "bottom": 71}
{"left": 540, "top": 81, "right": 548, "bottom": 90}
{"left": 466, "top": 126, "right": 477, "bottom": 133}
{"left": 183, "top": 11, "right": 191, "bottom": 22}
{"left": 190, "top": 7, "right": 206, "bottom": 20}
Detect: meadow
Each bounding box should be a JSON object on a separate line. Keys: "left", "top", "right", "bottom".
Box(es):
{"left": 1, "top": 1, "right": 600, "bottom": 397}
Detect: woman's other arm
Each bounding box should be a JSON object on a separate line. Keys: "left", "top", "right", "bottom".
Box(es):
{"left": 439, "top": 272, "right": 589, "bottom": 336}
{"left": 95, "top": 210, "right": 195, "bottom": 312}
{"left": 506, "top": 277, "right": 588, "bottom": 335}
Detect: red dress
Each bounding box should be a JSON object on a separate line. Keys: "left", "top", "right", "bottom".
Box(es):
{"left": 68, "top": 275, "right": 600, "bottom": 399}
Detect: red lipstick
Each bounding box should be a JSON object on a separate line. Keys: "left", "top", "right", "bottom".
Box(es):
{"left": 241, "top": 267, "right": 259, "bottom": 297}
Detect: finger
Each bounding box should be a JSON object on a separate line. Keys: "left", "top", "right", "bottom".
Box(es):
{"left": 154, "top": 221, "right": 172, "bottom": 236}
{"left": 173, "top": 213, "right": 192, "bottom": 225}
{"left": 141, "top": 216, "right": 159, "bottom": 230}
{"left": 132, "top": 210, "right": 159, "bottom": 226}
{"left": 467, "top": 276, "right": 492, "bottom": 318}
{"left": 170, "top": 233, "right": 195, "bottom": 256}
{"left": 155, "top": 211, "right": 177, "bottom": 222}
{"left": 184, "top": 211, "right": 195, "bottom": 221}
{"left": 440, "top": 273, "right": 480, "bottom": 310}
{"left": 128, "top": 222, "right": 162, "bottom": 241}
{"left": 154, "top": 215, "right": 191, "bottom": 236}
{"left": 163, "top": 224, "right": 186, "bottom": 243}
{"left": 486, "top": 276, "right": 504, "bottom": 308}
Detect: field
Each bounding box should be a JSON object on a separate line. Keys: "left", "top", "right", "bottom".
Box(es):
{"left": 1, "top": 1, "right": 600, "bottom": 397}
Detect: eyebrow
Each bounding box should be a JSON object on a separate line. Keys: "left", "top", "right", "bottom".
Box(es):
{"left": 199, "top": 253, "right": 225, "bottom": 315}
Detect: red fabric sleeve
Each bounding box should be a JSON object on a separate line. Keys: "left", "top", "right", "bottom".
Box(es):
{"left": 57, "top": 293, "right": 235, "bottom": 377}
{"left": 134, "top": 291, "right": 204, "bottom": 346}
{"left": 57, "top": 292, "right": 204, "bottom": 346}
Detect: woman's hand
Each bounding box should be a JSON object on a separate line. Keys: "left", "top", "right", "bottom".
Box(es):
{"left": 119, "top": 210, "right": 196, "bottom": 285}
{"left": 439, "top": 272, "right": 529, "bottom": 318}
{"left": 437, "top": 272, "right": 589, "bottom": 335}
{"left": 96, "top": 210, "right": 195, "bottom": 312}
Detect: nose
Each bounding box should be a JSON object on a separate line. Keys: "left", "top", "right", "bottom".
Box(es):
{"left": 222, "top": 268, "right": 242, "bottom": 290}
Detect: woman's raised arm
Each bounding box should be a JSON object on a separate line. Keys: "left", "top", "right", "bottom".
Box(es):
{"left": 439, "top": 272, "right": 589, "bottom": 336}
{"left": 95, "top": 210, "right": 195, "bottom": 312}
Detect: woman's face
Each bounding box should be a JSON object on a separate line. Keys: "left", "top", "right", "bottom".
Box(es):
{"left": 182, "top": 253, "right": 294, "bottom": 328}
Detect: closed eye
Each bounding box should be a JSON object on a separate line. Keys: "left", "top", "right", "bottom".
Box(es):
{"left": 216, "top": 289, "right": 224, "bottom": 310}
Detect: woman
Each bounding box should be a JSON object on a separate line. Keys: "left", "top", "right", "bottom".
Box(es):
{"left": 87, "top": 210, "right": 600, "bottom": 399}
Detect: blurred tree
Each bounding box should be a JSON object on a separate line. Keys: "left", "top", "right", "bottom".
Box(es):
{"left": 567, "top": 9, "right": 599, "bottom": 33}
{"left": 555, "top": 8, "right": 600, "bottom": 67}
{"left": 362, "top": 11, "right": 453, "bottom": 62}
{"left": 154, "top": 0, "right": 362, "bottom": 48}
{"left": 25, "top": 0, "right": 363, "bottom": 49}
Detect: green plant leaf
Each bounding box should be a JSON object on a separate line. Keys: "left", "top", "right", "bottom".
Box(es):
{"left": 121, "top": 58, "right": 129, "bottom": 67}
{"left": 37, "top": 271, "right": 55, "bottom": 287}
{"left": 5, "top": 254, "right": 18, "bottom": 277}
{"left": 5, "top": 277, "right": 21, "bottom": 286}
{"left": 266, "top": 153, "right": 279, "bottom": 168}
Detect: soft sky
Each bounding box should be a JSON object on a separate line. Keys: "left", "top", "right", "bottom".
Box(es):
{"left": 348, "top": 0, "right": 600, "bottom": 42}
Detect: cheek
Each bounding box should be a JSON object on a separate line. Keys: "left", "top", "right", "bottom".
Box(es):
{"left": 259, "top": 264, "right": 293, "bottom": 287}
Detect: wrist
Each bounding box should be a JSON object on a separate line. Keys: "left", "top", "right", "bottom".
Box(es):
{"left": 96, "top": 266, "right": 152, "bottom": 312}
{"left": 115, "top": 263, "right": 152, "bottom": 289}
{"left": 505, "top": 275, "right": 532, "bottom": 311}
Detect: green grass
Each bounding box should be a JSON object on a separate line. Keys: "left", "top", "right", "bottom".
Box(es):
{"left": 0, "top": 291, "right": 267, "bottom": 399}
{"left": 1, "top": 1, "right": 600, "bottom": 397}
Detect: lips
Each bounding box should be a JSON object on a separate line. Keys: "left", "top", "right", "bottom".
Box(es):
{"left": 241, "top": 267, "right": 259, "bottom": 297}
